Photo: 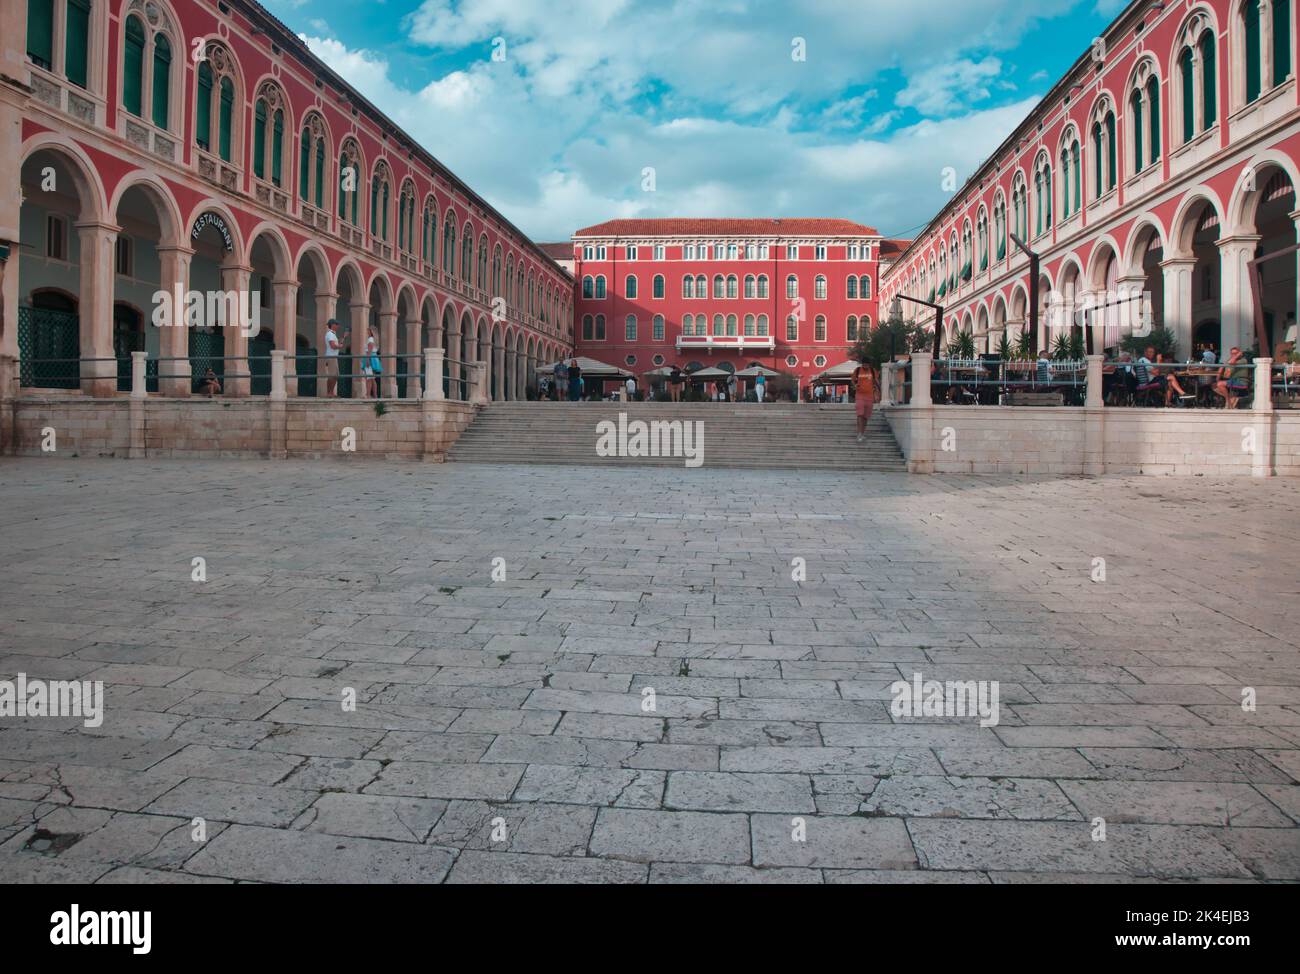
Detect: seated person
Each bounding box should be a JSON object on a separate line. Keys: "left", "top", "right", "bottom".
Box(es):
{"left": 199, "top": 368, "right": 222, "bottom": 397}
{"left": 1212, "top": 346, "right": 1251, "bottom": 408}
{"left": 1135, "top": 347, "right": 1191, "bottom": 405}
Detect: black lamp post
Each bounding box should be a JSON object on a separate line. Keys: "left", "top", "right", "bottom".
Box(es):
{"left": 890, "top": 293, "right": 944, "bottom": 357}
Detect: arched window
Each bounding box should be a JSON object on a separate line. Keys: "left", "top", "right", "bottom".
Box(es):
{"left": 492, "top": 247, "right": 503, "bottom": 296}
{"left": 653, "top": 315, "right": 665, "bottom": 340}
{"left": 338, "top": 140, "right": 362, "bottom": 226}
{"left": 712, "top": 314, "right": 724, "bottom": 335}
{"left": 744, "top": 275, "right": 755, "bottom": 298}
{"left": 396, "top": 182, "right": 416, "bottom": 254}
{"left": 993, "top": 195, "right": 1007, "bottom": 260}
{"left": 859, "top": 275, "right": 872, "bottom": 299}
{"left": 253, "top": 82, "right": 287, "bottom": 187}
{"left": 422, "top": 200, "right": 437, "bottom": 267}
{"left": 786, "top": 315, "right": 798, "bottom": 341}
{"left": 625, "top": 275, "right": 638, "bottom": 299}
{"left": 713, "top": 274, "right": 725, "bottom": 298}
{"left": 682, "top": 275, "right": 694, "bottom": 299}
{"left": 977, "top": 208, "right": 989, "bottom": 270}
{"left": 504, "top": 255, "right": 514, "bottom": 301}
{"left": 847, "top": 315, "right": 859, "bottom": 341}
{"left": 625, "top": 315, "right": 637, "bottom": 341}
{"left": 442, "top": 214, "right": 456, "bottom": 274}
{"left": 123, "top": 15, "right": 146, "bottom": 117}
{"left": 594, "top": 315, "right": 606, "bottom": 340}
{"left": 726, "top": 274, "right": 738, "bottom": 299}
{"left": 460, "top": 223, "right": 472, "bottom": 279}
{"left": 786, "top": 275, "right": 798, "bottom": 299}
{"left": 195, "top": 45, "right": 237, "bottom": 163}
{"left": 814, "top": 274, "right": 827, "bottom": 299}
{"left": 370, "top": 163, "right": 391, "bottom": 241}
{"left": 478, "top": 238, "right": 488, "bottom": 288}
{"left": 582, "top": 315, "right": 594, "bottom": 340}
{"left": 757, "top": 275, "right": 769, "bottom": 298}
{"left": 814, "top": 315, "right": 827, "bottom": 341}
{"left": 298, "top": 113, "right": 328, "bottom": 209}
{"left": 653, "top": 274, "right": 664, "bottom": 299}
{"left": 1090, "top": 102, "right": 1117, "bottom": 197}
{"left": 695, "top": 274, "right": 706, "bottom": 296}
{"left": 595, "top": 276, "right": 607, "bottom": 299}
{"left": 725, "top": 314, "right": 737, "bottom": 336}
{"left": 757, "top": 314, "right": 769, "bottom": 336}
{"left": 847, "top": 276, "right": 858, "bottom": 299}
{"left": 28, "top": 0, "right": 92, "bottom": 89}
{"left": 682, "top": 313, "right": 694, "bottom": 336}
{"left": 1033, "top": 154, "right": 1053, "bottom": 235}
{"left": 1011, "top": 176, "right": 1028, "bottom": 242}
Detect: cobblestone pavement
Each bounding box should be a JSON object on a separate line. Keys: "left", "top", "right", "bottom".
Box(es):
{"left": 0, "top": 458, "right": 1297, "bottom": 883}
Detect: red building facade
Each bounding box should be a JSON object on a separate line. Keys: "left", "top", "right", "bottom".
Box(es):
{"left": 2, "top": 0, "right": 573, "bottom": 402}
{"left": 570, "top": 218, "right": 881, "bottom": 390}
{"left": 879, "top": 0, "right": 1300, "bottom": 364}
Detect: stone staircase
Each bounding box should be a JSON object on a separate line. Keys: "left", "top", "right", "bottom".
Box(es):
{"left": 447, "top": 401, "right": 906, "bottom": 471}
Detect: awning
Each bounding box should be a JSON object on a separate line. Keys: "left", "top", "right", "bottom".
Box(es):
{"left": 537, "top": 356, "right": 633, "bottom": 379}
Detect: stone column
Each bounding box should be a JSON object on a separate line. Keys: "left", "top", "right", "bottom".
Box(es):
{"left": 1253, "top": 357, "right": 1274, "bottom": 478}
{"left": 1217, "top": 235, "right": 1262, "bottom": 356}
{"left": 76, "top": 221, "right": 119, "bottom": 397}
{"left": 156, "top": 246, "right": 194, "bottom": 396}
{"left": 1158, "top": 257, "right": 1196, "bottom": 357}
{"left": 908, "top": 351, "right": 934, "bottom": 474}
{"left": 129, "top": 352, "right": 146, "bottom": 459}
{"left": 423, "top": 347, "right": 445, "bottom": 400}
{"left": 272, "top": 279, "right": 298, "bottom": 397}
{"left": 378, "top": 308, "right": 398, "bottom": 398}
{"left": 269, "top": 349, "right": 287, "bottom": 460}
{"left": 493, "top": 333, "right": 505, "bottom": 401}
{"left": 220, "top": 264, "right": 252, "bottom": 396}
{"left": 1083, "top": 353, "right": 1104, "bottom": 476}
{"left": 349, "top": 301, "right": 369, "bottom": 399}
{"left": 1114, "top": 274, "right": 1149, "bottom": 348}
{"left": 402, "top": 315, "right": 421, "bottom": 399}
{"left": 471, "top": 360, "right": 489, "bottom": 405}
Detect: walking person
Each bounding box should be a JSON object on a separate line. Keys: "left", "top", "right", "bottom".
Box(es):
{"left": 670, "top": 365, "right": 683, "bottom": 402}
{"left": 853, "top": 357, "right": 877, "bottom": 443}
{"left": 625, "top": 374, "right": 637, "bottom": 402}
{"left": 554, "top": 359, "right": 568, "bottom": 399}
{"left": 755, "top": 372, "right": 766, "bottom": 403}
{"left": 323, "top": 318, "right": 342, "bottom": 397}
{"left": 567, "top": 359, "right": 583, "bottom": 401}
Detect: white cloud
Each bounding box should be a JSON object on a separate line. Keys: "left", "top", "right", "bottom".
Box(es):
{"left": 895, "top": 58, "right": 1006, "bottom": 117}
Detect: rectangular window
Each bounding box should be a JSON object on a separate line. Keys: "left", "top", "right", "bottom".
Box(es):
{"left": 654, "top": 244, "right": 665, "bottom": 260}
{"left": 684, "top": 244, "right": 695, "bottom": 259}
{"left": 65, "top": 0, "right": 90, "bottom": 88}
{"left": 626, "top": 245, "right": 638, "bottom": 260}
{"left": 583, "top": 245, "right": 594, "bottom": 260}
{"left": 786, "top": 245, "right": 798, "bottom": 260}
{"left": 847, "top": 244, "right": 859, "bottom": 259}
{"left": 816, "top": 244, "right": 827, "bottom": 260}
{"left": 597, "top": 246, "right": 607, "bottom": 260}
{"left": 727, "top": 243, "right": 738, "bottom": 259}
{"left": 745, "top": 244, "right": 756, "bottom": 259}
{"left": 714, "top": 243, "right": 725, "bottom": 259}
{"left": 759, "top": 245, "right": 769, "bottom": 259}
{"left": 115, "top": 236, "right": 132, "bottom": 277}
{"left": 27, "top": 0, "right": 55, "bottom": 69}
{"left": 45, "top": 214, "right": 67, "bottom": 260}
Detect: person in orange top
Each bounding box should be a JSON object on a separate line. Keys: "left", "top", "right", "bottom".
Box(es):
{"left": 853, "top": 358, "right": 877, "bottom": 443}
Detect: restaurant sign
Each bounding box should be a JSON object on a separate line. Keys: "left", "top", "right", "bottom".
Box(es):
{"left": 191, "top": 211, "right": 234, "bottom": 252}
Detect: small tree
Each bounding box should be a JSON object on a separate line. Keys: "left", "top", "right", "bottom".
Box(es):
{"left": 946, "top": 329, "right": 976, "bottom": 359}
{"left": 851, "top": 318, "right": 932, "bottom": 369}
{"left": 995, "top": 332, "right": 1012, "bottom": 360}
{"left": 1119, "top": 326, "right": 1177, "bottom": 359}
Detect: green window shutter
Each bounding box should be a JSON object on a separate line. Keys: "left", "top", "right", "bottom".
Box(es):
{"left": 370, "top": 177, "right": 378, "bottom": 234}
{"left": 382, "top": 182, "right": 389, "bottom": 239}
{"left": 196, "top": 63, "right": 212, "bottom": 149}
{"left": 65, "top": 0, "right": 90, "bottom": 88}
{"left": 421, "top": 211, "right": 428, "bottom": 260}
{"left": 1201, "top": 35, "right": 1217, "bottom": 128}
{"left": 1147, "top": 79, "right": 1160, "bottom": 161}
{"left": 1246, "top": 0, "right": 1261, "bottom": 103}
{"left": 1275, "top": 0, "right": 1292, "bottom": 86}
{"left": 218, "top": 78, "right": 233, "bottom": 161}
{"left": 151, "top": 34, "right": 171, "bottom": 129}
{"left": 271, "top": 110, "right": 283, "bottom": 185}
{"left": 1180, "top": 49, "right": 1194, "bottom": 140}
{"left": 398, "top": 199, "right": 406, "bottom": 249}
{"left": 1105, "top": 113, "right": 1116, "bottom": 188}
{"left": 299, "top": 129, "right": 310, "bottom": 201}
{"left": 314, "top": 139, "right": 325, "bottom": 207}
{"left": 253, "top": 100, "right": 266, "bottom": 179}
{"left": 1131, "top": 92, "right": 1143, "bottom": 172}
{"left": 338, "top": 154, "right": 347, "bottom": 218}
{"left": 1072, "top": 142, "right": 1081, "bottom": 208}
{"left": 1093, "top": 124, "right": 1103, "bottom": 197}
{"left": 27, "top": 0, "right": 55, "bottom": 69}
{"left": 351, "top": 177, "right": 358, "bottom": 225}
{"left": 122, "top": 15, "right": 145, "bottom": 115}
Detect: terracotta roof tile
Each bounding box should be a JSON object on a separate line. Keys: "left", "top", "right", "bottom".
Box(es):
{"left": 572, "top": 218, "right": 879, "bottom": 238}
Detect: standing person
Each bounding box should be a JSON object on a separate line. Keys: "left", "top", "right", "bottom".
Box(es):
{"left": 568, "top": 359, "right": 582, "bottom": 401}
{"left": 625, "top": 374, "right": 637, "bottom": 401}
{"left": 362, "top": 327, "right": 380, "bottom": 398}
{"left": 669, "top": 365, "right": 683, "bottom": 402}
{"left": 853, "top": 358, "right": 876, "bottom": 443}
{"left": 323, "top": 318, "right": 342, "bottom": 397}
{"left": 554, "top": 359, "right": 568, "bottom": 399}
{"left": 755, "top": 372, "right": 766, "bottom": 403}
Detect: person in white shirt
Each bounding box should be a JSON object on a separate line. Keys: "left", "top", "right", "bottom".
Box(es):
{"left": 625, "top": 376, "right": 637, "bottom": 401}
{"left": 323, "top": 319, "right": 342, "bottom": 398}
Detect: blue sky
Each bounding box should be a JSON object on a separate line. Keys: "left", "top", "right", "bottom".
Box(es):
{"left": 265, "top": 0, "right": 1129, "bottom": 241}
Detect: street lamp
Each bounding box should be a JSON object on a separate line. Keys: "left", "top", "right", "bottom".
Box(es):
{"left": 1010, "top": 232, "right": 1040, "bottom": 356}
{"left": 891, "top": 292, "right": 944, "bottom": 358}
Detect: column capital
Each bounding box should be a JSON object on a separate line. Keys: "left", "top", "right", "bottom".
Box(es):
{"left": 271, "top": 278, "right": 299, "bottom": 289}
{"left": 156, "top": 244, "right": 196, "bottom": 258}
{"left": 1158, "top": 256, "right": 1198, "bottom": 269}
{"left": 74, "top": 220, "right": 121, "bottom": 234}
{"left": 1216, "top": 233, "right": 1262, "bottom": 249}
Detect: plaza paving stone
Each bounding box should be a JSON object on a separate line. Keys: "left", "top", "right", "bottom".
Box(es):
{"left": 0, "top": 457, "right": 1296, "bottom": 883}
